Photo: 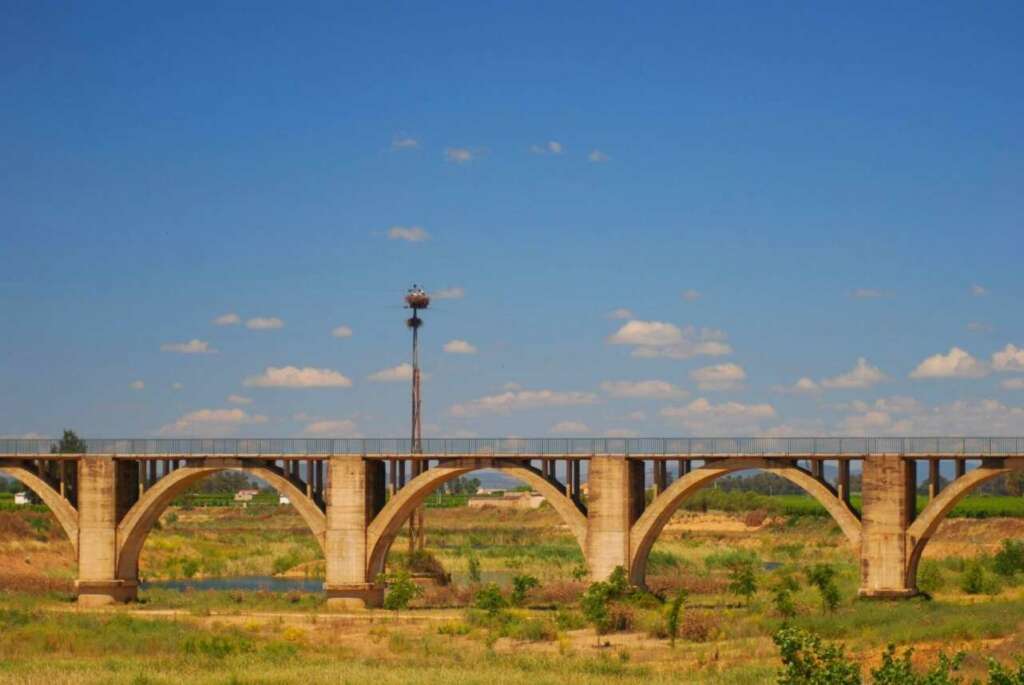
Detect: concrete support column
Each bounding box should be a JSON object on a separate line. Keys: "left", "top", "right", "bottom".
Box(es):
{"left": 928, "top": 459, "right": 940, "bottom": 500}
{"left": 859, "top": 455, "right": 917, "bottom": 598}
{"left": 586, "top": 456, "right": 644, "bottom": 581}
{"left": 324, "top": 457, "right": 386, "bottom": 609}
{"left": 76, "top": 458, "right": 136, "bottom": 605}
{"left": 837, "top": 459, "right": 851, "bottom": 504}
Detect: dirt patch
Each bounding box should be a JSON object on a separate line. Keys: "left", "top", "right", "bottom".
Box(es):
{"left": 923, "top": 518, "right": 1024, "bottom": 559}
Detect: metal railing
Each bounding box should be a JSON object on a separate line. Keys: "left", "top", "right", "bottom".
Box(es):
{"left": 1, "top": 437, "right": 1023, "bottom": 457}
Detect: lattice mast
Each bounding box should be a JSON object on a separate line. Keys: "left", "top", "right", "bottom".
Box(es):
{"left": 405, "top": 285, "right": 430, "bottom": 552}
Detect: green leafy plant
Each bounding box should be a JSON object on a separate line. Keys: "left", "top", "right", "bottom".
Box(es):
{"left": 806, "top": 564, "right": 841, "bottom": 613}
{"left": 510, "top": 574, "right": 539, "bottom": 606}
{"left": 473, "top": 583, "right": 506, "bottom": 616}
{"left": 773, "top": 626, "right": 861, "bottom": 685}
{"left": 993, "top": 540, "right": 1024, "bottom": 577}
{"left": 772, "top": 575, "right": 800, "bottom": 619}
{"left": 870, "top": 644, "right": 965, "bottom": 685}
{"left": 665, "top": 589, "right": 686, "bottom": 647}
{"left": 727, "top": 559, "right": 758, "bottom": 606}
{"left": 377, "top": 569, "right": 424, "bottom": 612}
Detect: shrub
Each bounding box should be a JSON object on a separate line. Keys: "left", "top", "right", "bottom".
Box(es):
{"left": 806, "top": 564, "right": 841, "bottom": 613}
{"left": 773, "top": 626, "right": 860, "bottom": 685}
{"left": 504, "top": 617, "right": 557, "bottom": 642}
{"left": 473, "top": 583, "right": 506, "bottom": 616}
{"left": 870, "top": 645, "right": 964, "bottom": 685}
{"left": 580, "top": 581, "right": 613, "bottom": 640}
{"left": 728, "top": 560, "right": 758, "bottom": 606}
{"left": 993, "top": 540, "right": 1024, "bottom": 577}
{"left": 467, "top": 555, "right": 481, "bottom": 584}
{"left": 960, "top": 560, "right": 997, "bottom": 595}
{"left": 772, "top": 575, "right": 800, "bottom": 619}
{"left": 511, "top": 574, "right": 539, "bottom": 606}
{"left": 665, "top": 589, "right": 686, "bottom": 647}
{"left": 916, "top": 560, "right": 945, "bottom": 595}
{"left": 378, "top": 568, "right": 424, "bottom": 611}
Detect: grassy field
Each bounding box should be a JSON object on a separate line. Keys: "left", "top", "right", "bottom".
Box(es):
{"left": 2, "top": 496, "right": 1024, "bottom": 683}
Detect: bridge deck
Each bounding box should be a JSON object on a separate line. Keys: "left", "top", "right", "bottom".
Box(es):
{"left": 2, "top": 437, "right": 1023, "bottom": 459}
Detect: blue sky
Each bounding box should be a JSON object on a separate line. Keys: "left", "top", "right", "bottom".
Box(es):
{"left": 1, "top": 2, "right": 1022, "bottom": 439}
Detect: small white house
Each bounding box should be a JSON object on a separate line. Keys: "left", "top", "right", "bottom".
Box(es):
{"left": 13, "top": 492, "right": 30, "bottom": 506}
{"left": 278, "top": 494, "right": 291, "bottom": 506}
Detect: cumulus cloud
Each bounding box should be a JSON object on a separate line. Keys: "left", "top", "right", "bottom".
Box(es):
{"left": 970, "top": 284, "right": 989, "bottom": 297}
{"left": 303, "top": 418, "right": 361, "bottom": 437}
{"left": 606, "top": 428, "right": 639, "bottom": 438}
{"left": 246, "top": 317, "right": 284, "bottom": 330}
{"left": 1003, "top": 378, "right": 1024, "bottom": 390}
{"left": 588, "top": 149, "right": 609, "bottom": 163}
{"left": 550, "top": 420, "right": 589, "bottom": 434}
{"left": 331, "top": 325, "right": 353, "bottom": 339}
{"left": 244, "top": 366, "right": 353, "bottom": 388}
{"left": 992, "top": 344, "right": 1024, "bottom": 372}
{"left": 160, "top": 339, "right": 215, "bottom": 354}
{"left": 660, "top": 398, "right": 776, "bottom": 434}
{"left": 607, "top": 308, "right": 633, "bottom": 320}
{"left": 625, "top": 411, "right": 647, "bottom": 421}
{"left": 445, "top": 147, "right": 475, "bottom": 164}
{"left": 227, "top": 394, "right": 252, "bottom": 404}
{"left": 387, "top": 226, "right": 430, "bottom": 242}
{"left": 213, "top": 313, "right": 241, "bottom": 326}
{"left": 690, "top": 363, "right": 746, "bottom": 391}
{"left": 839, "top": 398, "right": 1024, "bottom": 436}
{"left": 851, "top": 288, "right": 885, "bottom": 299}
{"left": 909, "top": 347, "right": 989, "bottom": 379}
{"left": 391, "top": 135, "right": 419, "bottom": 150}
{"left": 608, "top": 320, "right": 731, "bottom": 359}
{"left": 433, "top": 287, "right": 465, "bottom": 300}
{"left": 967, "top": 322, "right": 993, "bottom": 334}
{"left": 171, "top": 382, "right": 184, "bottom": 391}
{"left": 129, "top": 380, "right": 145, "bottom": 390}
{"left": 444, "top": 339, "right": 477, "bottom": 355}
{"left": 600, "top": 380, "right": 688, "bottom": 399}
{"left": 681, "top": 289, "right": 701, "bottom": 302}
{"left": 369, "top": 363, "right": 414, "bottom": 382}
{"left": 775, "top": 377, "right": 820, "bottom": 395}
{"left": 820, "top": 358, "right": 888, "bottom": 389}
{"left": 158, "top": 408, "right": 267, "bottom": 436}
{"left": 450, "top": 389, "right": 598, "bottom": 417}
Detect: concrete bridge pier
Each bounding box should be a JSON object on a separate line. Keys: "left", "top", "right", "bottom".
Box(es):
{"left": 858, "top": 454, "right": 918, "bottom": 598}
{"left": 324, "top": 457, "right": 386, "bottom": 609}
{"left": 586, "top": 456, "right": 644, "bottom": 581}
{"left": 76, "top": 457, "right": 137, "bottom": 606}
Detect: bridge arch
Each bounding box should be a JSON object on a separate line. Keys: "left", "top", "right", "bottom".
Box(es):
{"left": 628, "top": 458, "right": 862, "bottom": 585}
{"left": 115, "top": 462, "right": 326, "bottom": 581}
{"left": 365, "top": 458, "right": 588, "bottom": 580}
{"left": 905, "top": 459, "right": 1023, "bottom": 588}
{"left": 0, "top": 465, "right": 79, "bottom": 553}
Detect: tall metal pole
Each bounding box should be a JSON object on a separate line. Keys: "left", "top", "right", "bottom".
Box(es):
{"left": 405, "top": 286, "right": 429, "bottom": 555}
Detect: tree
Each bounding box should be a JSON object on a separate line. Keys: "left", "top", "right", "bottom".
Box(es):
{"left": 378, "top": 569, "right": 423, "bottom": 612}
{"left": 870, "top": 645, "right": 965, "bottom": 685}
{"left": 805, "top": 564, "right": 841, "bottom": 613}
{"left": 511, "top": 574, "right": 539, "bottom": 606}
{"left": 52, "top": 430, "right": 87, "bottom": 454}
{"left": 773, "top": 626, "right": 861, "bottom": 685}
{"left": 728, "top": 560, "right": 758, "bottom": 606}
{"left": 772, "top": 575, "right": 800, "bottom": 619}
{"left": 473, "top": 583, "right": 506, "bottom": 616}
{"left": 665, "top": 589, "right": 687, "bottom": 647}
{"left": 580, "top": 581, "right": 613, "bottom": 645}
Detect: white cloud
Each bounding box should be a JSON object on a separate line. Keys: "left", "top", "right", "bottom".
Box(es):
{"left": 369, "top": 363, "right": 414, "bottom": 382}
{"left": 600, "top": 380, "right": 688, "bottom": 399}
{"left": 213, "top": 313, "right": 241, "bottom": 326}
{"left": 160, "top": 339, "right": 215, "bottom": 354}
{"left": 550, "top": 420, "right": 589, "bottom": 434}
{"left": 777, "top": 377, "right": 820, "bottom": 394}
{"left": 660, "top": 398, "right": 776, "bottom": 434}
{"left": 129, "top": 380, "right": 144, "bottom": 390}
{"left": 1003, "top": 378, "right": 1024, "bottom": 390}
{"left": 851, "top": 288, "right": 885, "bottom": 299}
{"left": 531, "top": 141, "right": 564, "bottom": 155}
{"left": 158, "top": 408, "right": 267, "bottom": 436}
{"left": 607, "top": 308, "right": 633, "bottom": 320}
{"left": 970, "top": 284, "right": 988, "bottom": 297}
{"left": 909, "top": 347, "right": 989, "bottom": 379}
{"left": 171, "top": 382, "right": 184, "bottom": 391}
{"left": 433, "top": 287, "right": 465, "bottom": 300}
{"left": 450, "top": 389, "right": 598, "bottom": 417}
{"left": 839, "top": 398, "right": 1024, "bottom": 436}
{"left": 625, "top": 411, "right": 647, "bottom": 421}
{"left": 331, "top": 325, "right": 353, "bottom": 339}
{"left": 588, "top": 149, "right": 609, "bottom": 163}
{"left": 690, "top": 363, "right": 746, "bottom": 391}
{"left": 608, "top": 320, "right": 731, "bottom": 359}
{"left": 391, "top": 135, "right": 419, "bottom": 150}
{"left": 387, "top": 226, "right": 430, "bottom": 242}
{"left": 244, "top": 366, "right": 353, "bottom": 388}
{"left": 227, "top": 394, "right": 252, "bottom": 405}
{"left": 503, "top": 382, "right": 523, "bottom": 391}
{"left": 445, "top": 147, "right": 474, "bottom": 164}
{"left": 992, "top": 344, "right": 1024, "bottom": 372}
{"left": 303, "top": 418, "right": 361, "bottom": 437}
{"left": 606, "top": 428, "right": 639, "bottom": 438}
{"left": 246, "top": 317, "right": 284, "bottom": 330}
{"left": 821, "top": 358, "right": 888, "bottom": 389}
{"left": 967, "top": 322, "right": 993, "bottom": 333}
{"left": 444, "top": 339, "right": 477, "bottom": 355}
{"left": 681, "top": 289, "right": 701, "bottom": 302}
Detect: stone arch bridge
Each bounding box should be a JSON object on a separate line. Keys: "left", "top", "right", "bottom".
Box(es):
{"left": 1, "top": 437, "right": 1021, "bottom": 608}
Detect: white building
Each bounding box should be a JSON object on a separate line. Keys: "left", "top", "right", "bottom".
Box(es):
{"left": 279, "top": 494, "right": 291, "bottom": 505}
{"left": 13, "top": 492, "right": 30, "bottom": 506}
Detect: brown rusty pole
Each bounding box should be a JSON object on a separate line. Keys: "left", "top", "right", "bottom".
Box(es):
{"left": 406, "top": 286, "right": 429, "bottom": 554}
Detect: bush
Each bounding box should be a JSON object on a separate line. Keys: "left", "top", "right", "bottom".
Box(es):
{"left": 993, "top": 540, "right": 1024, "bottom": 577}
{"left": 665, "top": 589, "right": 686, "bottom": 647}
{"left": 772, "top": 575, "right": 800, "bottom": 619}
{"left": 378, "top": 568, "right": 424, "bottom": 611}
{"left": 806, "top": 564, "right": 841, "bottom": 613}
{"left": 870, "top": 645, "right": 964, "bottom": 685}
{"left": 773, "top": 626, "right": 860, "bottom": 685}
{"left": 511, "top": 574, "right": 539, "bottom": 606}
{"left": 916, "top": 560, "right": 945, "bottom": 595}
{"left": 728, "top": 560, "right": 758, "bottom": 606}
{"left": 473, "top": 583, "right": 506, "bottom": 616}
{"left": 960, "top": 560, "right": 999, "bottom": 595}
